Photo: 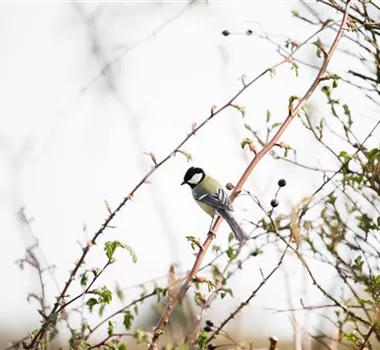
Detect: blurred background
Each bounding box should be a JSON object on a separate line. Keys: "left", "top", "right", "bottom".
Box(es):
{"left": 0, "top": 1, "right": 379, "bottom": 349}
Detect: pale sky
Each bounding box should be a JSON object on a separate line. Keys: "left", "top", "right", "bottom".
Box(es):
{"left": 0, "top": 1, "right": 379, "bottom": 345}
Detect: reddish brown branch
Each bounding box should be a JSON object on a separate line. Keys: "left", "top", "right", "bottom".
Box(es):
{"left": 148, "top": 2, "right": 352, "bottom": 347}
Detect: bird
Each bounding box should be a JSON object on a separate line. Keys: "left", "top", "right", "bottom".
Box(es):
{"left": 181, "top": 166, "right": 249, "bottom": 243}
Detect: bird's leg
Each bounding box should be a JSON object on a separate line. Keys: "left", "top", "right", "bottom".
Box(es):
{"left": 208, "top": 216, "right": 216, "bottom": 238}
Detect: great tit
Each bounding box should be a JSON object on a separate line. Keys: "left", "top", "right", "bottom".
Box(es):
{"left": 181, "top": 167, "right": 249, "bottom": 243}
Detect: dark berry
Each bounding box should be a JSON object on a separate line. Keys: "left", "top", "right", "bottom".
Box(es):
{"left": 270, "top": 199, "right": 279, "bottom": 208}
{"left": 226, "top": 182, "right": 235, "bottom": 190}
{"left": 221, "top": 30, "right": 230, "bottom": 36}
{"left": 208, "top": 345, "right": 216, "bottom": 350}
{"left": 246, "top": 29, "right": 253, "bottom": 35}
{"left": 278, "top": 179, "right": 286, "bottom": 187}
{"left": 204, "top": 326, "right": 212, "bottom": 332}
{"left": 205, "top": 320, "right": 214, "bottom": 327}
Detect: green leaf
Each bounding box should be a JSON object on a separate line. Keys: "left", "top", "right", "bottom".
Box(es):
{"left": 266, "top": 110, "right": 271, "bottom": 122}
{"left": 291, "top": 62, "right": 299, "bottom": 77}
{"left": 352, "top": 256, "right": 364, "bottom": 273}
{"left": 125, "top": 244, "right": 138, "bottom": 263}
{"left": 343, "top": 332, "right": 360, "bottom": 342}
{"left": 80, "top": 272, "right": 88, "bottom": 288}
{"left": 99, "top": 286, "right": 113, "bottom": 304}
{"left": 240, "top": 138, "right": 251, "bottom": 150}
{"left": 86, "top": 298, "right": 98, "bottom": 313}
{"left": 288, "top": 95, "right": 299, "bottom": 105}
{"left": 321, "top": 85, "right": 331, "bottom": 97}
{"left": 197, "top": 330, "right": 208, "bottom": 350}
{"left": 123, "top": 310, "right": 134, "bottom": 330}
{"left": 211, "top": 244, "right": 221, "bottom": 254}
{"left": 104, "top": 240, "right": 137, "bottom": 263}
{"left": 108, "top": 321, "right": 115, "bottom": 337}
{"left": 194, "top": 292, "right": 206, "bottom": 307}
{"left": 220, "top": 287, "right": 233, "bottom": 299}
{"left": 375, "top": 275, "right": 380, "bottom": 285}
{"left": 115, "top": 282, "right": 124, "bottom": 302}
{"left": 312, "top": 37, "right": 324, "bottom": 58}
{"left": 226, "top": 247, "right": 237, "bottom": 261}
{"left": 104, "top": 241, "right": 126, "bottom": 260}
{"left": 271, "top": 122, "right": 281, "bottom": 129}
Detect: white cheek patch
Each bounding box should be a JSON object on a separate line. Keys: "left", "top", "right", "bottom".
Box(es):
{"left": 188, "top": 173, "right": 203, "bottom": 185}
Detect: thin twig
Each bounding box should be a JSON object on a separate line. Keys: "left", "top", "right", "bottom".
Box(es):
{"left": 86, "top": 289, "right": 159, "bottom": 338}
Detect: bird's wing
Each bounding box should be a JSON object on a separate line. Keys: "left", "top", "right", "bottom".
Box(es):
{"left": 194, "top": 188, "right": 233, "bottom": 211}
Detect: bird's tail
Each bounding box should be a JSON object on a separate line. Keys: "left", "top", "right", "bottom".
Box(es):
{"left": 217, "top": 209, "right": 249, "bottom": 243}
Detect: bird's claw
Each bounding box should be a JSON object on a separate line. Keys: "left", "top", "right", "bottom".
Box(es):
{"left": 208, "top": 230, "right": 216, "bottom": 239}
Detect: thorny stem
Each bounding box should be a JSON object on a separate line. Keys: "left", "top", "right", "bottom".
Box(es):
{"left": 148, "top": 2, "right": 352, "bottom": 348}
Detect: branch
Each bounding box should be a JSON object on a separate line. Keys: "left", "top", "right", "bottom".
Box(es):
{"left": 148, "top": 3, "right": 352, "bottom": 347}
{"left": 358, "top": 324, "right": 375, "bottom": 350}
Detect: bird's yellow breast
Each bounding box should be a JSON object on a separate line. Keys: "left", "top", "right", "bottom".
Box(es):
{"left": 195, "top": 199, "right": 216, "bottom": 217}
{"left": 192, "top": 175, "right": 222, "bottom": 217}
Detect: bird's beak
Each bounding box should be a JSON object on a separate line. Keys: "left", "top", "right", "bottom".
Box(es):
{"left": 181, "top": 181, "right": 186, "bottom": 186}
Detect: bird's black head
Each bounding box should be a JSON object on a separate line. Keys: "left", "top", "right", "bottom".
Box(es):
{"left": 181, "top": 167, "right": 205, "bottom": 188}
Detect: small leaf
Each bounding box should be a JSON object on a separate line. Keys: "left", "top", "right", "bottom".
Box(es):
{"left": 226, "top": 246, "right": 237, "bottom": 260}
{"left": 125, "top": 244, "right": 138, "bottom": 263}
{"left": 240, "top": 138, "right": 256, "bottom": 153}
{"left": 291, "top": 62, "right": 299, "bottom": 77}
{"left": 104, "top": 241, "right": 126, "bottom": 260}
{"left": 123, "top": 310, "right": 134, "bottom": 330}
{"left": 194, "top": 292, "right": 206, "bottom": 307}
{"left": 99, "top": 286, "right": 113, "bottom": 304}
{"left": 288, "top": 95, "right": 299, "bottom": 106}
{"left": 197, "top": 330, "right": 208, "bottom": 350}
{"left": 108, "top": 321, "right": 115, "bottom": 337}
{"left": 86, "top": 298, "right": 98, "bottom": 313}
{"left": 231, "top": 104, "right": 246, "bottom": 117}
{"left": 115, "top": 282, "right": 124, "bottom": 302}
{"left": 266, "top": 110, "right": 271, "bottom": 122}
{"left": 244, "top": 123, "right": 254, "bottom": 133}
{"left": 80, "top": 272, "right": 88, "bottom": 288}
{"left": 186, "top": 235, "right": 202, "bottom": 250}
